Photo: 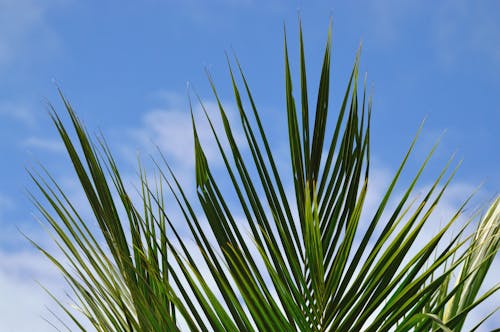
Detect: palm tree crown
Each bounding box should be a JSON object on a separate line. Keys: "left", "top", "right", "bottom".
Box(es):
{"left": 31, "top": 23, "right": 499, "bottom": 331}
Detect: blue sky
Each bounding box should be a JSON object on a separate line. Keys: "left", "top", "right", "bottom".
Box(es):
{"left": 0, "top": 0, "right": 499, "bottom": 330}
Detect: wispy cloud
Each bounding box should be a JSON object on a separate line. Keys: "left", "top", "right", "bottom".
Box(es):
{"left": 0, "top": 248, "right": 59, "bottom": 332}
{"left": 0, "top": 101, "right": 37, "bottom": 127}
{"left": 0, "top": 247, "right": 91, "bottom": 332}
{"left": 129, "top": 91, "right": 246, "bottom": 170}
{"left": 0, "top": 193, "right": 14, "bottom": 212}
{"left": 21, "top": 137, "right": 65, "bottom": 153}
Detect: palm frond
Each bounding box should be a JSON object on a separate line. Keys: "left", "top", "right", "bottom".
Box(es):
{"left": 31, "top": 22, "right": 499, "bottom": 331}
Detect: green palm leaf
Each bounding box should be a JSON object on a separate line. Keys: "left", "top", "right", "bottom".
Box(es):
{"left": 31, "top": 22, "right": 499, "bottom": 331}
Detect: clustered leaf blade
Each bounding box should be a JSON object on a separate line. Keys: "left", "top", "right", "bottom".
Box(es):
{"left": 31, "top": 22, "right": 499, "bottom": 332}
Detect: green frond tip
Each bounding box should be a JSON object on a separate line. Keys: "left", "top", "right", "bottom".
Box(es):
{"left": 192, "top": 114, "right": 209, "bottom": 188}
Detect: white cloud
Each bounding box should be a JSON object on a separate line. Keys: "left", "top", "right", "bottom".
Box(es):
{"left": 136, "top": 104, "right": 243, "bottom": 166}
{"left": 22, "top": 137, "right": 65, "bottom": 153}
{"left": 127, "top": 92, "right": 246, "bottom": 189}
{"left": 0, "top": 101, "right": 37, "bottom": 127}
{"left": 0, "top": 248, "right": 85, "bottom": 332}
{"left": 0, "top": 193, "right": 14, "bottom": 212}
